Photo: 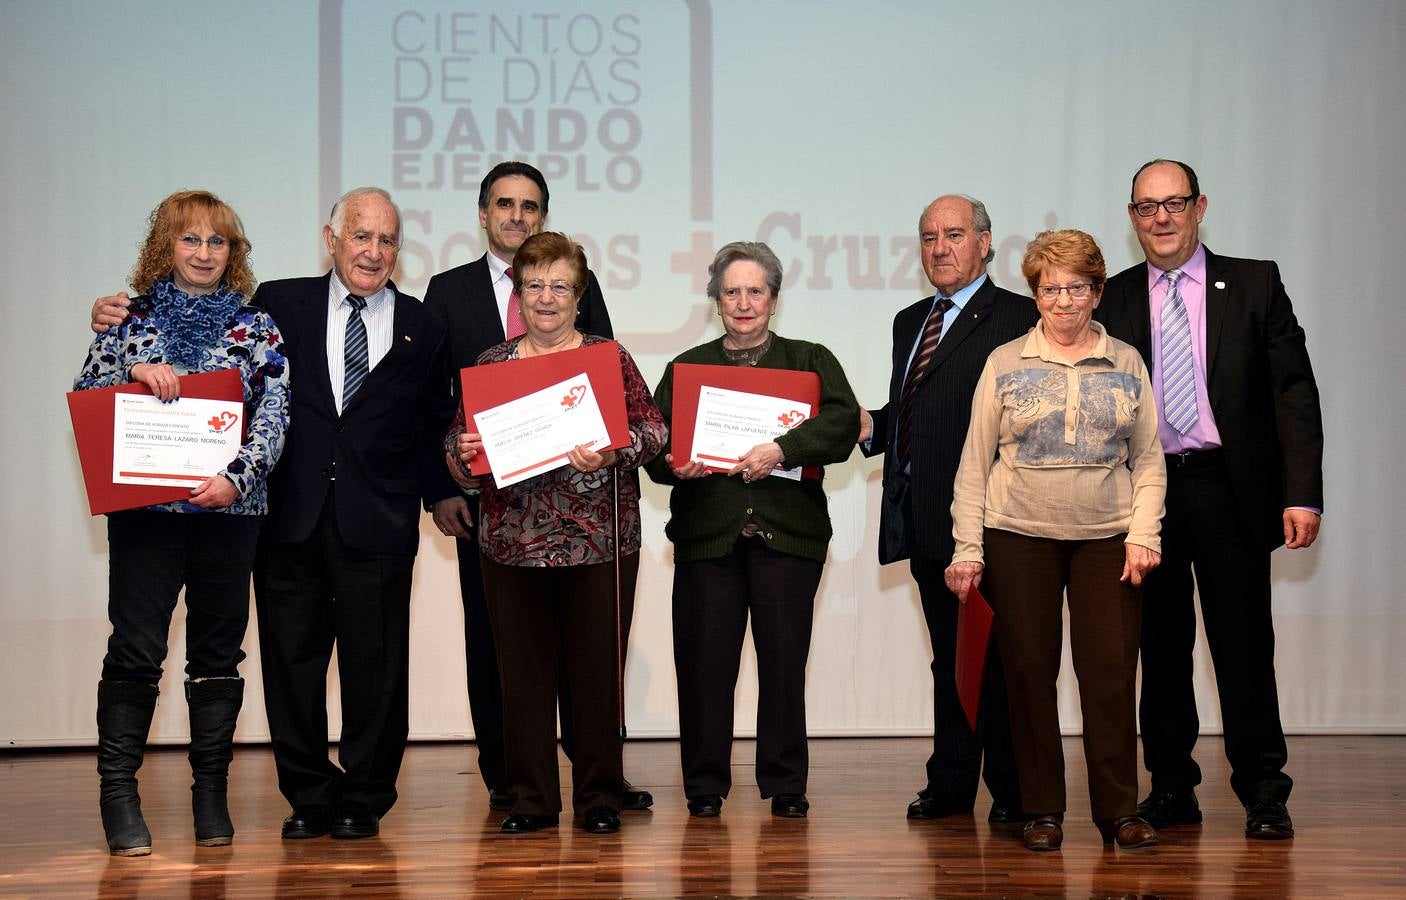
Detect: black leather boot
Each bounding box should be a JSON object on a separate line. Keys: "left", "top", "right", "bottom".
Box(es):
{"left": 96, "top": 680, "right": 159, "bottom": 856}
{"left": 186, "top": 677, "right": 244, "bottom": 846}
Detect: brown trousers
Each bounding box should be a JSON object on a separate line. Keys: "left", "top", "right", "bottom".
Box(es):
{"left": 481, "top": 553, "right": 638, "bottom": 817}
{"left": 982, "top": 529, "right": 1141, "bottom": 822}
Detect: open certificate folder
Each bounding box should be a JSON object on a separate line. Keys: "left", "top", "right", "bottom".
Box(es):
{"left": 458, "top": 341, "right": 631, "bottom": 488}
{"left": 669, "top": 363, "right": 823, "bottom": 480}
{"left": 67, "top": 368, "right": 244, "bottom": 515}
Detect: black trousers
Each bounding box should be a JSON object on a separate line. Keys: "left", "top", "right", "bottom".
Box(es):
{"left": 481, "top": 553, "right": 637, "bottom": 817}
{"left": 1139, "top": 453, "right": 1291, "bottom": 805}
{"left": 672, "top": 537, "right": 821, "bottom": 800}
{"left": 104, "top": 510, "right": 260, "bottom": 684}
{"left": 453, "top": 496, "right": 586, "bottom": 792}
{"left": 255, "top": 490, "right": 413, "bottom": 816}
{"left": 910, "top": 554, "right": 1022, "bottom": 810}
{"left": 983, "top": 530, "right": 1141, "bottom": 822}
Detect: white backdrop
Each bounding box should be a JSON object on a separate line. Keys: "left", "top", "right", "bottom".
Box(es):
{"left": 3, "top": 0, "right": 1404, "bottom": 747}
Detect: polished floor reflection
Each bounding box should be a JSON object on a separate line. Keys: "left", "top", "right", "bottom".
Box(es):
{"left": 1, "top": 737, "right": 1402, "bottom": 897}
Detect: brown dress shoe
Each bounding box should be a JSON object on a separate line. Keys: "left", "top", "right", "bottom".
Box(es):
{"left": 1022, "top": 815, "right": 1064, "bottom": 851}
{"left": 1097, "top": 816, "right": 1160, "bottom": 849}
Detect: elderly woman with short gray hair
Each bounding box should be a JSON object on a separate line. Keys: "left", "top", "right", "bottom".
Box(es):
{"left": 646, "top": 241, "right": 859, "bottom": 819}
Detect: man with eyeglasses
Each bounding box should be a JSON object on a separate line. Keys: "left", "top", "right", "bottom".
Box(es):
{"left": 1096, "top": 159, "right": 1323, "bottom": 840}
{"left": 859, "top": 195, "right": 1037, "bottom": 823}
{"left": 420, "top": 162, "right": 654, "bottom": 813}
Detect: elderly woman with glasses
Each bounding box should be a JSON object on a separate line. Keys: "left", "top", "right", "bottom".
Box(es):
{"left": 645, "top": 241, "right": 859, "bottom": 820}
{"left": 446, "top": 231, "right": 666, "bottom": 836}
{"left": 73, "top": 190, "right": 289, "bottom": 855}
{"left": 945, "top": 229, "right": 1165, "bottom": 852}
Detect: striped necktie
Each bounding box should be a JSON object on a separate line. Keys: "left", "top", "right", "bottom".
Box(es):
{"left": 896, "top": 297, "right": 954, "bottom": 468}
{"left": 343, "top": 293, "right": 369, "bottom": 410}
{"left": 1159, "top": 270, "right": 1198, "bottom": 434}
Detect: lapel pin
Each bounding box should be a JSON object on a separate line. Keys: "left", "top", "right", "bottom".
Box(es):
{"left": 1214, "top": 281, "right": 1226, "bottom": 290}
{"left": 403, "top": 335, "right": 413, "bottom": 342}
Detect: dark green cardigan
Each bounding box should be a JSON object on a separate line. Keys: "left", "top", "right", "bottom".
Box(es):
{"left": 645, "top": 334, "right": 860, "bottom": 562}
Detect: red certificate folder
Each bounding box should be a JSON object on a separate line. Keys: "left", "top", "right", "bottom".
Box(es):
{"left": 669, "top": 363, "right": 823, "bottom": 479}
{"left": 67, "top": 368, "right": 244, "bottom": 516}
{"left": 955, "top": 583, "right": 995, "bottom": 733}
{"left": 458, "top": 341, "right": 630, "bottom": 477}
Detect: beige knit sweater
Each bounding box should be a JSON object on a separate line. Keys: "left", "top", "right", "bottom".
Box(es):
{"left": 950, "top": 321, "right": 1166, "bottom": 564}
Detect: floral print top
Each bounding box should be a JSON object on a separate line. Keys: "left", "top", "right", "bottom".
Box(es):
{"left": 446, "top": 333, "right": 667, "bottom": 567}
{"left": 73, "top": 293, "right": 290, "bottom": 516}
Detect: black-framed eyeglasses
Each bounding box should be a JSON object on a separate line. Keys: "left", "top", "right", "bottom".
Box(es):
{"left": 1036, "top": 282, "right": 1095, "bottom": 301}
{"left": 521, "top": 280, "right": 576, "bottom": 298}
{"left": 177, "top": 234, "right": 229, "bottom": 250}
{"left": 1130, "top": 195, "right": 1197, "bottom": 218}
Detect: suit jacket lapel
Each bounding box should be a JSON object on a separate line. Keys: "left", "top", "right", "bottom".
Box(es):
{"left": 929, "top": 277, "right": 996, "bottom": 370}
{"left": 1203, "top": 248, "right": 1229, "bottom": 381}
{"left": 299, "top": 274, "right": 337, "bottom": 414}
{"left": 1123, "top": 273, "right": 1153, "bottom": 361}
{"left": 468, "top": 255, "right": 506, "bottom": 344}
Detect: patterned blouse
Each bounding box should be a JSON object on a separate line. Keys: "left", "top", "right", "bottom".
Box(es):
{"left": 446, "top": 333, "right": 667, "bottom": 567}
{"left": 73, "top": 293, "right": 291, "bottom": 516}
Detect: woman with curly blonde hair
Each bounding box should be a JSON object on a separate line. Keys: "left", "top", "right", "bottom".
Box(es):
{"left": 74, "top": 190, "right": 290, "bottom": 856}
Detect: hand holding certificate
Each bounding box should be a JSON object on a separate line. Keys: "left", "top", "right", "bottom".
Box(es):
{"left": 68, "top": 368, "right": 244, "bottom": 515}
{"left": 474, "top": 373, "right": 612, "bottom": 488}
{"left": 669, "top": 363, "right": 823, "bottom": 481}
{"left": 458, "top": 341, "right": 631, "bottom": 488}
{"left": 691, "top": 385, "right": 808, "bottom": 481}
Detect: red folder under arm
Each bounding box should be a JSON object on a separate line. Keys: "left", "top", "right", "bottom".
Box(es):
{"left": 955, "top": 583, "right": 995, "bottom": 733}
{"left": 458, "top": 341, "right": 629, "bottom": 477}
{"left": 67, "top": 368, "right": 243, "bottom": 516}
{"left": 669, "top": 363, "right": 823, "bottom": 479}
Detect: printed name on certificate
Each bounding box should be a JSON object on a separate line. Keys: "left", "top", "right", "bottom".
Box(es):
{"left": 112, "top": 394, "right": 243, "bottom": 487}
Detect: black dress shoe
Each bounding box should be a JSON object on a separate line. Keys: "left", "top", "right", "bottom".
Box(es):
{"left": 281, "top": 805, "right": 329, "bottom": 839}
{"left": 1136, "top": 789, "right": 1202, "bottom": 828}
{"left": 687, "top": 794, "right": 724, "bottom": 817}
{"left": 988, "top": 805, "right": 1024, "bottom": 825}
{"left": 907, "top": 789, "right": 971, "bottom": 820}
{"left": 488, "top": 788, "right": 513, "bottom": 811}
{"left": 582, "top": 806, "right": 621, "bottom": 834}
{"left": 500, "top": 813, "right": 559, "bottom": 834}
{"left": 622, "top": 780, "right": 654, "bottom": 810}
{"left": 771, "top": 793, "right": 809, "bottom": 818}
{"left": 1245, "top": 800, "right": 1294, "bottom": 840}
{"left": 330, "top": 802, "right": 379, "bottom": 839}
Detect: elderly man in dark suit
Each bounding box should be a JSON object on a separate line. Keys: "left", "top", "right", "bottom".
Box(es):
{"left": 861, "top": 195, "right": 1036, "bottom": 822}
{"left": 1096, "top": 159, "right": 1323, "bottom": 840}
{"left": 249, "top": 187, "right": 455, "bottom": 840}
{"left": 421, "top": 162, "right": 651, "bottom": 811}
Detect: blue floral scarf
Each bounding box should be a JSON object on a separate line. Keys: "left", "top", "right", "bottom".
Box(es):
{"left": 149, "top": 277, "right": 244, "bottom": 369}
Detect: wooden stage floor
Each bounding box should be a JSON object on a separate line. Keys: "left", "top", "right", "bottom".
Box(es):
{"left": 1, "top": 736, "right": 1403, "bottom": 898}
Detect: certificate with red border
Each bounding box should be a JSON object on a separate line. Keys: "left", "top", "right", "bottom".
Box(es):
{"left": 458, "top": 341, "right": 630, "bottom": 478}
{"left": 669, "top": 363, "right": 822, "bottom": 479}
{"left": 67, "top": 368, "right": 244, "bottom": 516}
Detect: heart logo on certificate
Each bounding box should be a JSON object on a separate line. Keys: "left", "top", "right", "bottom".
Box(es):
{"left": 776, "top": 409, "right": 807, "bottom": 428}
{"left": 207, "top": 411, "right": 240, "bottom": 433}
{"left": 560, "top": 384, "right": 588, "bottom": 410}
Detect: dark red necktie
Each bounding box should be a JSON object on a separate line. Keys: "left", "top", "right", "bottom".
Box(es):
{"left": 895, "top": 297, "right": 954, "bottom": 468}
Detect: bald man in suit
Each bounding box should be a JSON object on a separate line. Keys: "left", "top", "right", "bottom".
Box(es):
{"left": 1096, "top": 159, "right": 1323, "bottom": 840}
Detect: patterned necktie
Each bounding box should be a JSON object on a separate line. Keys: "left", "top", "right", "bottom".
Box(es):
{"left": 1159, "top": 269, "right": 1199, "bottom": 434}
{"left": 343, "top": 293, "right": 369, "bottom": 410}
{"left": 504, "top": 266, "right": 527, "bottom": 339}
{"left": 896, "top": 297, "right": 954, "bottom": 468}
